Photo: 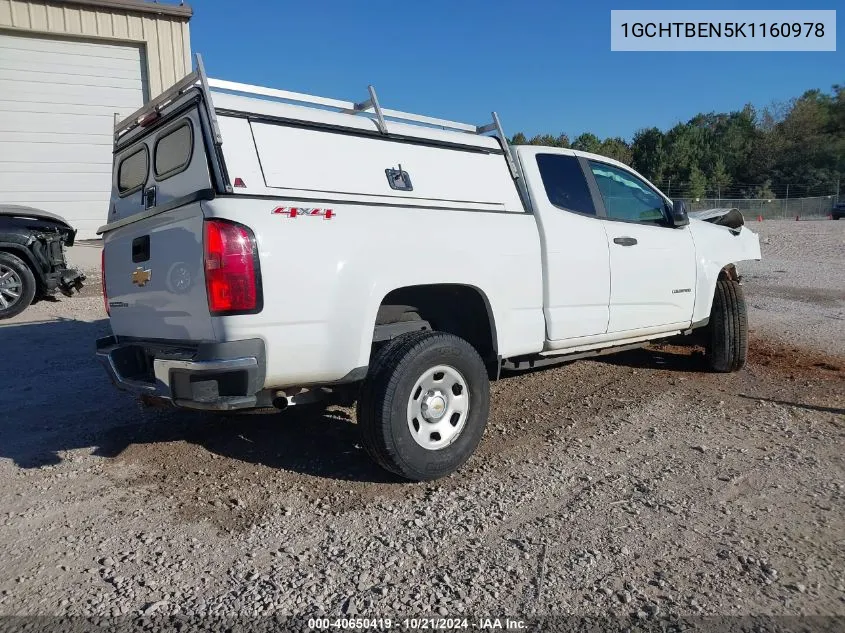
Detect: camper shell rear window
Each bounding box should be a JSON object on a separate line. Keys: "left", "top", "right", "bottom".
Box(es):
{"left": 154, "top": 121, "right": 193, "bottom": 180}
{"left": 117, "top": 147, "right": 149, "bottom": 196}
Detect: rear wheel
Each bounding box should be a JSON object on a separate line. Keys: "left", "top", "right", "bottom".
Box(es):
{"left": 705, "top": 278, "right": 748, "bottom": 372}
{"left": 0, "top": 252, "right": 36, "bottom": 320}
{"left": 357, "top": 331, "right": 490, "bottom": 481}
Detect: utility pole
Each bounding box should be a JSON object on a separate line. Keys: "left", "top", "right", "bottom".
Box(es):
{"left": 667, "top": 179, "right": 671, "bottom": 197}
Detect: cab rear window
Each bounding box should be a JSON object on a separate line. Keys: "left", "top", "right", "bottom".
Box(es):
{"left": 536, "top": 154, "right": 596, "bottom": 216}
{"left": 154, "top": 121, "right": 193, "bottom": 179}
{"left": 117, "top": 147, "right": 148, "bottom": 196}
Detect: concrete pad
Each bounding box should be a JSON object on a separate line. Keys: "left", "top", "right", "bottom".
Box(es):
{"left": 66, "top": 241, "right": 102, "bottom": 274}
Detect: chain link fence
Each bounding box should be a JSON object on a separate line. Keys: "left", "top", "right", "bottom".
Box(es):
{"left": 680, "top": 195, "right": 839, "bottom": 220}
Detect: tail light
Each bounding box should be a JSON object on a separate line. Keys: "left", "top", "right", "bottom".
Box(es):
{"left": 204, "top": 219, "right": 262, "bottom": 315}
{"left": 101, "top": 248, "right": 109, "bottom": 316}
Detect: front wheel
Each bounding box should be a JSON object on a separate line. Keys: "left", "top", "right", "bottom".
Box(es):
{"left": 705, "top": 278, "right": 748, "bottom": 372}
{"left": 0, "top": 252, "right": 37, "bottom": 320}
{"left": 357, "top": 331, "right": 490, "bottom": 481}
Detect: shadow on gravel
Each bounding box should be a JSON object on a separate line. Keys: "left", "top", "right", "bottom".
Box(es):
{"left": 0, "top": 317, "right": 113, "bottom": 468}
{"left": 596, "top": 345, "right": 708, "bottom": 372}
{"left": 499, "top": 344, "right": 706, "bottom": 380}
{"left": 0, "top": 317, "right": 395, "bottom": 482}
{"left": 95, "top": 406, "right": 402, "bottom": 484}
{"left": 738, "top": 395, "right": 845, "bottom": 416}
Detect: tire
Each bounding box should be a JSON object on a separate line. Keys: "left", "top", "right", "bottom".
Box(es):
{"left": 705, "top": 279, "right": 748, "bottom": 372}
{"left": 357, "top": 331, "right": 490, "bottom": 481}
{"left": 0, "top": 252, "right": 37, "bottom": 320}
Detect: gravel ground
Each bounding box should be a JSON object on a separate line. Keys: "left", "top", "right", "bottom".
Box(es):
{"left": 0, "top": 220, "right": 842, "bottom": 625}
{"left": 739, "top": 220, "right": 845, "bottom": 355}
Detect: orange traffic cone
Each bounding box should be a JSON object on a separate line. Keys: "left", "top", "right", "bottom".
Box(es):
{"left": 795, "top": 215, "right": 800, "bottom": 221}
{"left": 757, "top": 214, "right": 763, "bottom": 222}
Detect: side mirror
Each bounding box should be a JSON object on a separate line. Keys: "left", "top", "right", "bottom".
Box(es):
{"left": 670, "top": 199, "right": 689, "bottom": 227}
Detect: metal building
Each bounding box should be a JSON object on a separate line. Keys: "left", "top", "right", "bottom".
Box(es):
{"left": 0, "top": 0, "right": 193, "bottom": 238}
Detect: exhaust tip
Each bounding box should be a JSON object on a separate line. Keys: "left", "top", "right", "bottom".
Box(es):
{"left": 272, "top": 396, "right": 289, "bottom": 411}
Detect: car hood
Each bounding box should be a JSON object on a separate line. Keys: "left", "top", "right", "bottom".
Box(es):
{"left": 0, "top": 205, "right": 74, "bottom": 229}
{"left": 688, "top": 207, "right": 745, "bottom": 231}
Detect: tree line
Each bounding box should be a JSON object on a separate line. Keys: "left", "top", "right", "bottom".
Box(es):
{"left": 510, "top": 84, "right": 844, "bottom": 200}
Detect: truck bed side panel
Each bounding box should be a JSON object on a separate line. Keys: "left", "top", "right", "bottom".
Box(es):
{"left": 203, "top": 197, "right": 545, "bottom": 388}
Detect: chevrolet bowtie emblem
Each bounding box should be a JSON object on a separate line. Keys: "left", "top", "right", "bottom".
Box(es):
{"left": 132, "top": 267, "right": 152, "bottom": 287}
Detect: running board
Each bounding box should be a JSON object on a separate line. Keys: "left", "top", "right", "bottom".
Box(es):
{"left": 502, "top": 342, "right": 647, "bottom": 372}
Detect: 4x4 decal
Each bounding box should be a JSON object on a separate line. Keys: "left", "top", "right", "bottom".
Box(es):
{"left": 271, "top": 207, "right": 335, "bottom": 219}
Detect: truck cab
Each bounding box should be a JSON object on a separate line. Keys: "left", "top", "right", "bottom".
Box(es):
{"left": 514, "top": 146, "right": 759, "bottom": 352}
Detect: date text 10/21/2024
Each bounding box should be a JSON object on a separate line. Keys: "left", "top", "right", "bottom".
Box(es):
{"left": 307, "top": 618, "right": 528, "bottom": 630}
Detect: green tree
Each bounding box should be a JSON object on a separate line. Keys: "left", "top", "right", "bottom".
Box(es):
{"left": 571, "top": 132, "right": 601, "bottom": 153}
{"left": 631, "top": 127, "right": 666, "bottom": 182}
{"left": 599, "top": 137, "right": 633, "bottom": 165}
{"left": 709, "top": 158, "right": 731, "bottom": 198}
{"left": 529, "top": 134, "right": 559, "bottom": 147}
{"left": 508, "top": 83, "right": 844, "bottom": 198}
{"left": 688, "top": 165, "right": 707, "bottom": 199}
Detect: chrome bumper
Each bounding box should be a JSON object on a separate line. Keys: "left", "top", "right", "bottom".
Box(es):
{"left": 96, "top": 336, "right": 266, "bottom": 411}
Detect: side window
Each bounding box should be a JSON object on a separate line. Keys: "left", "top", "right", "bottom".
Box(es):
{"left": 154, "top": 121, "right": 193, "bottom": 179}
{"left": 117, "top": 147, "right": 148, "bottom": 196}
{"left": 588, "top": 161, "right": 666, "bottom": 224}
{"left": 536, "top": 154, "right": 596, "bottom": 216}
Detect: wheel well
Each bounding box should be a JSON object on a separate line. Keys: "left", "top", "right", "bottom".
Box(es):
{"left": 719, "top": 264, "right": 739, "bottom": 282}
{"left": 376, "top": 284, "right": 498, "bottom": 374}
{"left": 0, "top": 246, "right": 43, "bottom": 290}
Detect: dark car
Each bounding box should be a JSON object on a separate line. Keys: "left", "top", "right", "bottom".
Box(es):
{"left": 0, "top": 205, "right": 85, "bottom": 319}
{"left": 833, "top": 202, "right": 845, "bottom": 220}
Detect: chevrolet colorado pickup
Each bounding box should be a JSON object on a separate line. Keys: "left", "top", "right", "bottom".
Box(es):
{"left": 96, "top": 56, "right": 761, "bottom": 480}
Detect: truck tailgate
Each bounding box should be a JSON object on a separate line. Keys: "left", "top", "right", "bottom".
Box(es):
{"left": 103, "top": 201, "right": 215, "bottom": 341}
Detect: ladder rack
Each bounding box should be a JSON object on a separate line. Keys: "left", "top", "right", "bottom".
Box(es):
{"left": 114, "top": 54, "right": 520, "bottom": 178}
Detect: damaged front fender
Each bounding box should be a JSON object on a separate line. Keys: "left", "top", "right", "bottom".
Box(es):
{"left": 689, "top": 215, "right": 762, "bottom": 325}
{"left": 688, "top": 207, "right": 746, "bottom": 232}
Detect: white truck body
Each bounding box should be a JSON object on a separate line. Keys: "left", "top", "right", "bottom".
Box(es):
{"left": 96, "top": 57, "right": 760, "bottom": 477}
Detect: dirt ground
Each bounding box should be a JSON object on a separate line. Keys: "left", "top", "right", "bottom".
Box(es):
{"left": 0, "top": 220, "right": 842, "bottom": 624}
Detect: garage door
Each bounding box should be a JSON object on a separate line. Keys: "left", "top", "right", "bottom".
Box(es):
{"left": 0, "top": 32, "right": 147, "bottom": 239}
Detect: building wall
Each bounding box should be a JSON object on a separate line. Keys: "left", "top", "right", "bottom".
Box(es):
{"left": 0, "top": 0, "right": 191, "bottom": 98}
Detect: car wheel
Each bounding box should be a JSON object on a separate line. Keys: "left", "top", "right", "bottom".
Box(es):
{"left": 0, "top": 252, "right": 37, "bottom": 320}
{"left": 357, "top": 331, "right": 490, "bottom": 481}
{"left": 705, "top": 279, "right": 748, "bottom": 372}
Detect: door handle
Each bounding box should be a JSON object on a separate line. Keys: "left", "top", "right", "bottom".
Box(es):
{"left": 144, "top": 186, "right": 157, "bottom": 210}
{"left": 613, "top": 237, "right": 638, "bottom": 246}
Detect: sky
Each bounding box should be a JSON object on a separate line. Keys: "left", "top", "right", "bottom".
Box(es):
{"left": 188, "top": 0, "right": 843, "bottom": 142}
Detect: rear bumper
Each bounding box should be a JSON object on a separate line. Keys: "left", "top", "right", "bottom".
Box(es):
{"left": 96, "top": 336, "right": 266, "bottom": 411}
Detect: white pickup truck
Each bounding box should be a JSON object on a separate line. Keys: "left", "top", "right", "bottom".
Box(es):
{"left": 97, "top": 56, "right": 761, "bottom": 481}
